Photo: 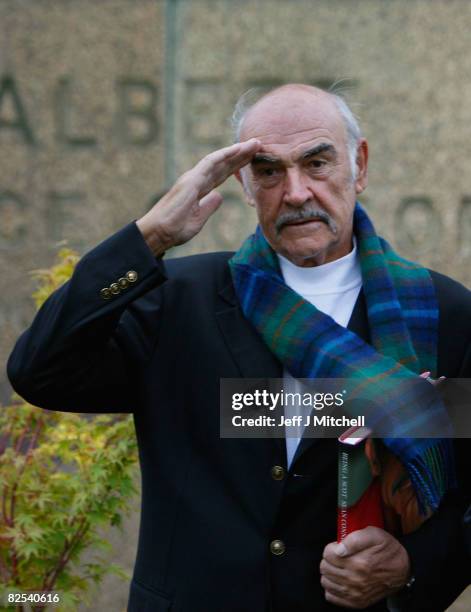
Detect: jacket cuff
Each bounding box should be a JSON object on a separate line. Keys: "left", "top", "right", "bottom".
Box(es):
{"left": 74, "top": 220, "right": 167, "bottom": 305}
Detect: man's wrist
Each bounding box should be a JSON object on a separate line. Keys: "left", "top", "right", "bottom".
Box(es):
{"left": 387, "top": 573, "right": 416, "bottom": 612}
{"left": 135, "top": 218, "right": 169, "bottom": 258}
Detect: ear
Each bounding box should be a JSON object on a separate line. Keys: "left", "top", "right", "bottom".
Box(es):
{"left": 234, "top": 169, "right": 256, "bottom": 208}
{"left": 354, "top": 138, "right": 368, "bottom": 194}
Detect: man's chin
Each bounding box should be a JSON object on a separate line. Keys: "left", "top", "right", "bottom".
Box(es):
{"left": 278, "top": 242, "right": 333, "bottom": 267}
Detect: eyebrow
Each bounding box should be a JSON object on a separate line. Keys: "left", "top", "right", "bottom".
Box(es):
{"left": 250, "top": 154, "right": 281, "bottom": 166}
{"left": 250, "top": 142, "right": 337, "bottom": 166}
{"left": 299, "top": 143, "right": 337, "bottom": 161}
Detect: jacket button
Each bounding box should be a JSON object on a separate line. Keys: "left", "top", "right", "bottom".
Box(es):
{"left": 118, "top": 277, "right": 130, "bottom": 290}
{"left": 100, "top": 287, "right": 112, "bottom": 300}
{"left": 126, "top": 270, "right": 138, "bottom": 283}
{"left": 271, "top": 465, "right": 285, "bottom": 481}
{"left": 270, "top": 540, "right": 285, "bottom": 556}
{"left": 110, "top": 282, "right": 121, "bottom": 295}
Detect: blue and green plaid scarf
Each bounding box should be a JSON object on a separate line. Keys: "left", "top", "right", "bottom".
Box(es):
{"left": 229, "top": 202, "right": 455, "bottom": 515}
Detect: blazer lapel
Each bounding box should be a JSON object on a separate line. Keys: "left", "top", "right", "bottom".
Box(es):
{"left": 289, "top": 289, "right": 371, "bottom": 468}
{"left": 215, "top": 278, "right": 287, "bottom": 464}
{"left": 216, "top": 281, "right": 282, "bottom": 379}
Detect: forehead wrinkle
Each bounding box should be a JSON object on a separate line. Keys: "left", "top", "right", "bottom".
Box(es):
{"left": 243, "top": 123, "right": 336, "bottom": 143}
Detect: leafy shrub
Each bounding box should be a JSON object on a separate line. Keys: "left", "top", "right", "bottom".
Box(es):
{"left": 1, "top": 249, "right": 138, "bottom": 611}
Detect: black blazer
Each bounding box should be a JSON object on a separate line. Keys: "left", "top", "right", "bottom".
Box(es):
{"left": 7, "top": 221, "right": 471, "bottom": 612}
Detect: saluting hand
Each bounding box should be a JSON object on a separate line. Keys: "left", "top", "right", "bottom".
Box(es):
{"left": 136, "top": 139, "right": 261, "bottom": 256}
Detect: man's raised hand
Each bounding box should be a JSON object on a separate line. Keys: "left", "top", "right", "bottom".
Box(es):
{"left": 136, "top": 139, "right": 261, "bottom": 256}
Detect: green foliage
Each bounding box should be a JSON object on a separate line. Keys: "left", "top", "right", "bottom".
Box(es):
{"left": 1, "top": 249, "right": 138, "bottom": 610}
{"left": 30, "top": 248, "right": 80, "bottom": 311}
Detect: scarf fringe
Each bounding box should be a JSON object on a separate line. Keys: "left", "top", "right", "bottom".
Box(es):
{"left": 407, "top": 439, "right": 457, "bottom": 515}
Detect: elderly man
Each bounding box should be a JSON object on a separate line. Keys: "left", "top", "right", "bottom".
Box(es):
{"left": 7, "top": 84, "right": 471, "bottom": 612}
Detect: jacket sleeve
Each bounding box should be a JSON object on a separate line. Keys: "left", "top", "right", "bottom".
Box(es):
{"left": 7, "top": 221, "right": 167, "bottom": 413}
{"left": 396, "top": 341, "right": 471, "bottom": 611}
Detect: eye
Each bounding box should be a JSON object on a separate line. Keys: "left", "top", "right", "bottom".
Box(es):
{"left": 308, "top": 159, "right": 326, "bottom": 169}
{"left": 256, "top": 166, "right": 278, "bottom": 177}
{"left": 253, "top": 166, "right": 282, "bottom": 181}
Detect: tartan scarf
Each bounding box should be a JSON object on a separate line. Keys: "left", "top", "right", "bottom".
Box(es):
{"left": 229, "top": 202, "right": 455, "bottom": 514}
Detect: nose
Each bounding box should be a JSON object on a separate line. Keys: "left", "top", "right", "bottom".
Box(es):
{"left": 282, "top": 167, "right": 312, "bottom": 207}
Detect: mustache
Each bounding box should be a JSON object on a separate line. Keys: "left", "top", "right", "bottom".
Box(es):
{"left": 275, "top": 207, "right": 337, "bottom": 234}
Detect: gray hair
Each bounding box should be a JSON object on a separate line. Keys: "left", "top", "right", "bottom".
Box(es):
{"left": 230, "top": 83, "right": 362, "bottom": 179}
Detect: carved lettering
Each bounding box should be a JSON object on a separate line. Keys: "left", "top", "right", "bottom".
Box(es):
{"left": 0, "top": 75, "right": 161, "bottom": 148}
{"left": 116, "top": 79, "right": 159, "bottom": 145}
{"left": 0, "top": 76, "right": 35, "bottom": 144}
{"left": 54, "top": 77, "right": 97, "bottom": 147}
{"left": 184, "top": 80, "right": 225, "bottom": 149}
{"left": 395, "top": 197, "right": 441, "bottom": 253}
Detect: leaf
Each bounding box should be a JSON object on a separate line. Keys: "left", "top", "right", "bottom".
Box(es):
{"left": 16, "top": 541, "right": 40, "bottom": 562}
{"left": 106, "top": 563, "right": 131, "bottom": 581}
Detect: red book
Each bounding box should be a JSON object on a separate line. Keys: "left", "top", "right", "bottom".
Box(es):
{"left": 337, "top": 426, "right": 384, "bottom": 542}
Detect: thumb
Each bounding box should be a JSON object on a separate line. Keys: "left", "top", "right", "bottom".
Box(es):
{"left": 198, "top": 190, "right": 223, "bottom": 220}
{"left": 340, "top": 526, "right": 386, "bottom": 557}
{"left": 332, "top": 541, "right": 349, "bottom": 557}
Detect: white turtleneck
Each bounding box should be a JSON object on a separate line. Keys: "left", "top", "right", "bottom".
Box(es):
{"left": 277, "top": 238, "right": 362, "bottom": 468}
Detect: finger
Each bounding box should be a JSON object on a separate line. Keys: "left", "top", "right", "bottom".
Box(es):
{"left": 200, "top": 139, "right": 261, "bottom": 178}
{"left": 420, "top": 370, "right": 446, "bottom": 386}
{"left": 341, "top": 526, "right": 386, "bottom": 557}
{"left": 324, "top": 590, "right": 359, "bottom": 609}
{"left": 320, "top": 558, "right": 348, "bottom": 580}
{"left": 221, "top": 138, "right": 261, "bottom": 160}
{"left": 233, "top": 137, "right": 263, "bottom": 160}
{"left": 198, "top": 191, "right": 223, "bottom": 215}
{"left": 320, "top": 574, "right": 349, "bottom": 599}
{"left": 323, "top": 542, "right": 349, "bottom": 568}
{"left": 188, "top": 139, "right": 261, "bottom": 200}
{"left": 202, "top": 139, "right": 260, "bottom": 167}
